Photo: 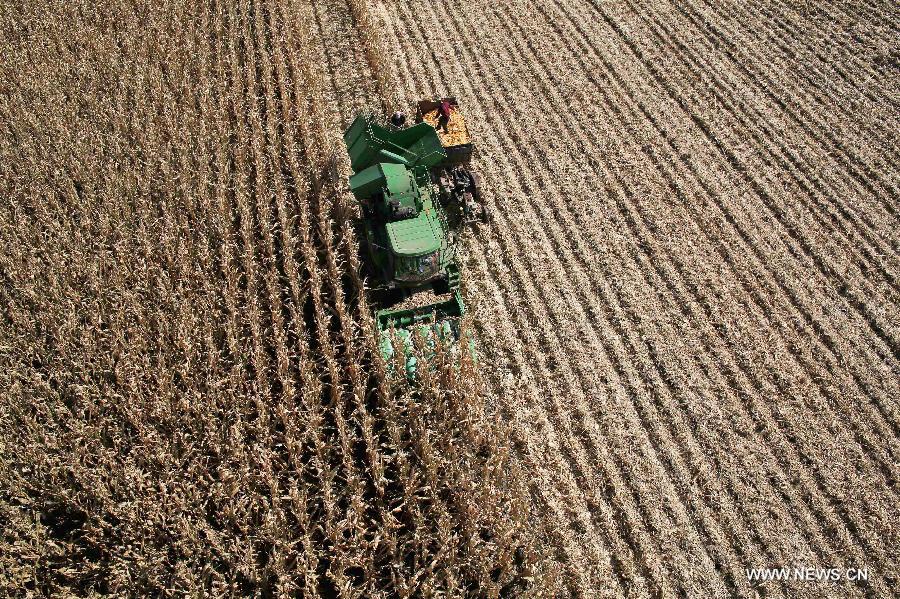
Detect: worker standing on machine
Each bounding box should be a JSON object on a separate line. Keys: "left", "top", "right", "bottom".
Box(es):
{"left": 436, "top": 99, "right": 452, "bottom": 133}
{"left": 390, "top": 110, "right": 407, "bottom": 128}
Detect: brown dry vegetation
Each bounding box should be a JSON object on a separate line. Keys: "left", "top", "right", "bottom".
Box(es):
{"left": 0, "top": 0, "right": 546, "bottom": 596}
{"left": 1, "top": 0, "right": 899, "bottom": 598}
{"left": 374, "top": 0, "right": 899, "bottom": 596}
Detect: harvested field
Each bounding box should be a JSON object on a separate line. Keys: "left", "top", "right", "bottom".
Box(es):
{"left": 1, "top": 0, "right": 898, "bottom": 597}
{"left": 374, "top": 0, "right": 900, "bottom": 596}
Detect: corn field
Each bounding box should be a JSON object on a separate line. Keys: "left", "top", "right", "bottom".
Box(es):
{"left": 0, "top": 1, "right": 546, "bottom": 596}
{"left": 2, "top": 0, "right": 899, "bottom": 597}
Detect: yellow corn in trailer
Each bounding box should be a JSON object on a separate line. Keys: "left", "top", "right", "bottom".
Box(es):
{"left": 416, "top": 98, "right": 474, "bottom": 165}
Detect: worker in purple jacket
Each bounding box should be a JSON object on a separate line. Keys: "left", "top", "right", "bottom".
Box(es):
{"left": 436, "top": 100, "right": 452, "bottom": 133}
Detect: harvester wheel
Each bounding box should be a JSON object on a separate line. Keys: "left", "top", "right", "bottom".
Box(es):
{"left": 470, "top": 171, "right": 483, "bottom": 202}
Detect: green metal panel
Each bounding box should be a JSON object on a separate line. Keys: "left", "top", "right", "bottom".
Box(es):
{"left": 348, "top": 162, "right": 414, "bottom": 201}
{"left": 385, "top": 211, "right": 440, "bottom": 256}
{"left": 348, "top": 164, "right": 385, "bottom": 199}
{"left": 343, "top": 114, "right": 446, "bottom": 173}
{"left": 380, "top": 162, "right": 412, "bottom": 195}
{"left": 343, "top": 115, "right": 379, "bottom": 171}
{"left": 392, "top": 122, "right": 446, "bottom": 170}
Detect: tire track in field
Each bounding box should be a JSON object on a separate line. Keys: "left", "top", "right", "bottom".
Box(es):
{"left": 390, "top": 0, "right": 812, "bottom": 596}
{"left": 460, "top": 0, "right": 896, "bottom": 592}
{"left": 568, "top": 11, "right": 900, "bottom": 476}
{"left": 586, "top": 1, "right": 900, "bottom": 365}
{"left": 564, "top": 0, "right": 896, "bottom": 442}
{"left": 589, "top": 0, "right": 900, "bottom": 452}
{"left": 564, "top": 0, "right": 892, "bottom": 592}
{"left": 683, "top": 0, "right": 900, "bottom": 227}
{"left": 418, "top": 3, "right": 808, "bottom": 595}
{"left": 720, "top": 0, "right": 900, "bottom": 126}
{"left": 400, "top": 0, "right": 900, "bottom": 592}
{"left": 738, "top": 0, "right": 900, "bottom": 175}
{"left": 536, "top": 0, "right": 900, "bottom": 556}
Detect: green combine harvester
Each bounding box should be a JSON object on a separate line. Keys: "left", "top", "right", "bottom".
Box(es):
{"left": 343, "top": 101, "right": 482, "bottom": 377}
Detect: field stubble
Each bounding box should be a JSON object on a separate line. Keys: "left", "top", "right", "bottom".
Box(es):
{"left": 0, "top": 0, "right": 897, "bottom": 597}
{"left": 378, "top": 0, "right": 899, "bottom": 596}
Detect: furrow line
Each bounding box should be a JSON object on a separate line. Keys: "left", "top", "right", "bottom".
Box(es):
{"left": 506, "top": 0, "right": 891, "bottom": 496}
{"left": 433, "top": 1, "right": 807, "bottom": 593}
{"left": 625, "top": 0, "right": 899, "bottom": 296}
{"left": 541, "top": 0, "right": 900, "bottom": 416}
{"left": 758, "top": 0, "right": 900, "bottom": 113}
{"left": 588, "top": 0, "right": 900, "bottom": 362}
{"left": 588, "top": 0, "right": 900, "bottom": 442}
{"left": 468, "top": 0, "right": 896, "bottom": 592}
{"left": 706, "top": 0, "right": 900, "bottom": 178}
{"left": 404, "top": 0, "right": 748, "bottom": 592}
{"left": 717, "top": 0, "right": 900, "bottom": 178}
{"left": 539, "top": 0, "right": 900, "bottom": 493}
{"left": 486, "top": 0, "right": 892, "bottom": 580}
{"left": 682, "top": 0, "right": 900, "bottom": 217}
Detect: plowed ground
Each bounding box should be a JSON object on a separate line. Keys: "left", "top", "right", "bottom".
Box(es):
{"left": 368, "top": 0, "right": 899, "bottom": 596}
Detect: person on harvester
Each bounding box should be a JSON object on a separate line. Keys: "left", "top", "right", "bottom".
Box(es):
{"left": 390, "top": 110, "right": 407, "bottom": 128}
{"left": 436, "top": 100, "right": 452, "bottom": 133}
